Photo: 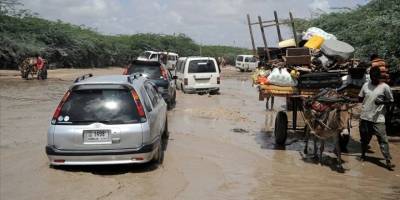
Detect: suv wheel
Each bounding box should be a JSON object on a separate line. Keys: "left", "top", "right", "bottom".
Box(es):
{"left": 172, "top": 92, "right": 176, "bottom": 105}
{"left": 164, "top": 117, "right": 169, "bottom": 139}
{"left": 152, "top": 138, "right": 164, "bottom": 165}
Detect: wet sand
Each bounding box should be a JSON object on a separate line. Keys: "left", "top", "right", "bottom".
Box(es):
{"left": 0, "top": 67, "right": 399, "bottom": 200}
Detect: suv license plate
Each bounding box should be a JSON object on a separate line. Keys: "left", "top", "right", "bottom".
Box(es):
{"left": 83, "top": 130, "right": 111, "bottom": 144}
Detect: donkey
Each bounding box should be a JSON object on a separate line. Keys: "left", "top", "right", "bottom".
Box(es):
{"left": 19, "top": 57, "right": 37, "bottom": 79}
{"left": 302, "top": 89, "right": 353, "bottom": 172}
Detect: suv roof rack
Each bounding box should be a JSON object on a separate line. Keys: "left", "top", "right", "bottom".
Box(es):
{"left": 127, "top": 73, "right": 147, "bottom": 83}
{"left": 74, "top": 73, "right": 93, "bottom": 83}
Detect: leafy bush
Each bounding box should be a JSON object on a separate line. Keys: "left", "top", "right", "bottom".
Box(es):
{"left": 0, "top": 13, "right": 250, "bottom": 69}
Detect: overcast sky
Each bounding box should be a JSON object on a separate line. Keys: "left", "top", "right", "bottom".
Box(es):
{"left": 20, "top": 0, "right": 368, "bottom": 48}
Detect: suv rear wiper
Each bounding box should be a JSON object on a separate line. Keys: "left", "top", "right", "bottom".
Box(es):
{"left": 68, "top": 120, "right": 135, "bottom": 124}
{"left": 68, "top": 120, "right": 112, "bottom": 124}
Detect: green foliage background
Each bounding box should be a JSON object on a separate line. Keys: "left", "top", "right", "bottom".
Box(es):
{"left": 294, "top": 0, "right": 400, "bottom": 72}
{"left": 0, "top": 12, "right": 250, "bottom": 69}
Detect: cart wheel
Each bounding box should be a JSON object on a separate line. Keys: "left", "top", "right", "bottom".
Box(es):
{"left": 43, "top": 68, "right": 48, "bottom": 79}
{"left": 274, "top": 111, "right": 288, "bottom": 145}
{"left": 21, "top": 70, "right": 28, "bottom": 79}
{"left": 22, "top": 69, "right": 30, "bottom": 80}
{"left": 37, "top": 70, "right": 42, "bottom": 80}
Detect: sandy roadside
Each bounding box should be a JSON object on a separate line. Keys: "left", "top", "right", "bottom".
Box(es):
{"left": 0, "top": 67, "right": 124, "bottom": 81}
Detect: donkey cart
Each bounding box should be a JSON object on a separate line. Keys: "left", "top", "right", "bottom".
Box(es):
{"left": 259, "top": 85, "right": 357, "bottom": 171}
{"left": 18, "top": 57, "right": 47, "bottom": 80}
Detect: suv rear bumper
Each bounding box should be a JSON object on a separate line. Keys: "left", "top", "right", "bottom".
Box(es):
{"left": 46, "top": 141, "right": 158, "bottom": 165}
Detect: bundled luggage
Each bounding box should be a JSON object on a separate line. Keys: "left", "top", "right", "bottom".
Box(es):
{"left": 298, "top": 72, "right": 342, "bottom": 89}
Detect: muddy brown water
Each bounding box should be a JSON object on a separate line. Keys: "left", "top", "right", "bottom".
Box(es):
{"left": 0, "top": 67, "right": 399, "bottom": 200}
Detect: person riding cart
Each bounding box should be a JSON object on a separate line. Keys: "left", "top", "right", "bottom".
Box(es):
{"left": 36, "top": 54, "right": 44, "bottom": 71}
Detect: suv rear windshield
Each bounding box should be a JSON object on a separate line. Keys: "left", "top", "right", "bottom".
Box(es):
{"left": 57, "top": 88, "right": 140, "bottom": 125}
{"left": 128, "top": 65, "right": 162, "bottom": 79}
{"left": 188, "top": 60, "right": 216, "bottom": 73}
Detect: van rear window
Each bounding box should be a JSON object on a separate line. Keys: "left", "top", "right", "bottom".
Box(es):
{"left": 245, "top": 57, "right": 257, "bottom": 62}
{"left": 140, "top": 52, "right": 152, "bottom": 59}
{"left": 188, "top": 60, "right": 216, "bottom": 73}
{"left": 236, "top": 56, "right": 244, "bottom": 61}
{"left": 57, "top": 89, "right": 140, "bottom": 125}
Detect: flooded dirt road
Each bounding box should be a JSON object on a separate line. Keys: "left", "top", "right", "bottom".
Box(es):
{"left": 1, "top": 67, "right": 399, "bottom": 200}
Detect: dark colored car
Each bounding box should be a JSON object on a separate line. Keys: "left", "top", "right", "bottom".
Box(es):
{"left": 124, "top": 60, "right": 177, "bottom": 109}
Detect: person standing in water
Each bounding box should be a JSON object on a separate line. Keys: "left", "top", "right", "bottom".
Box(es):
{"left": 358, "top": 66, "right": 395, "bottom": 170}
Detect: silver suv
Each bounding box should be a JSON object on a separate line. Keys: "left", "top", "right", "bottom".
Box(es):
{"left": 45, "top": 74, "right": 168, "bottom": 166}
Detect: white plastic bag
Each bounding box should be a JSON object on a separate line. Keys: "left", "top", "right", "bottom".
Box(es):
{"left": 267, "top": 68, "right": 298, "bottom": 87}
{"left": 302, "top": 27, "right": 337, "bottom": 40}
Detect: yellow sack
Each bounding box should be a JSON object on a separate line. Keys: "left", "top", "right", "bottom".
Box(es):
{"left": 305, "top": 35, "right": 325, "bottom": 49}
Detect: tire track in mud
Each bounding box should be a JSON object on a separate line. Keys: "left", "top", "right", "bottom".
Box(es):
{"left": 166, "top": 132, "right": 264, "bottom": 200}
{"left": 95, "top": 181, "right": 125, "bottom": 200}
{"left": 0, "top": 94, "right": 54, "bottom": 102}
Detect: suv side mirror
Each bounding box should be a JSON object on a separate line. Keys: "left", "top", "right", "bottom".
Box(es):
{"left": 172, "top": 76, "right": 178, "bottom": 80}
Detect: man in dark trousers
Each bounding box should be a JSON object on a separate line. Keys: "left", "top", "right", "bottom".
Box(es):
{"left": 359, "top": 66, "right": 395, "bottom": 170}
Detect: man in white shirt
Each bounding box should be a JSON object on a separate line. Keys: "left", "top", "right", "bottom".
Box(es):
{"left": 359, "top": 67, "right": 395, "bottom": 170}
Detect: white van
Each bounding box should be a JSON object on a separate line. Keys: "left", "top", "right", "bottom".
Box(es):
{"left": 175, "top": 57, "right": 220, "bottom": 94}
{"left": 137, "top": 51, "right": 160, "bottom": 61}
{"left": 235, "top": 55, "right": 258, "bottom": 72}
{"left": 137, "top": 51, "right": 178, "bottom": 70}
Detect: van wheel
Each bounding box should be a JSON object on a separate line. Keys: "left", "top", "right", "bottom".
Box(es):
{"left": 181, "top": 84, "right": 186, "bottom": 94}
{"left": 210, "top": 89, "right": 220, "bottom": 95}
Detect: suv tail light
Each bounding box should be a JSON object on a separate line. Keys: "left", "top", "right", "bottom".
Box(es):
{"left": 184, "top": 78, "right": 188, "bottom": 85}
{"left": 130, "top": 90, "right": 146, "bottom": 119}
{"left": 51, "top": 91, "right": 71, "bottom": 124}
{"left": 217, "top": 77, "right": 220, "bottom": 84}
{"left": 160, "top": 66, "right": 168, "bottom": 80}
